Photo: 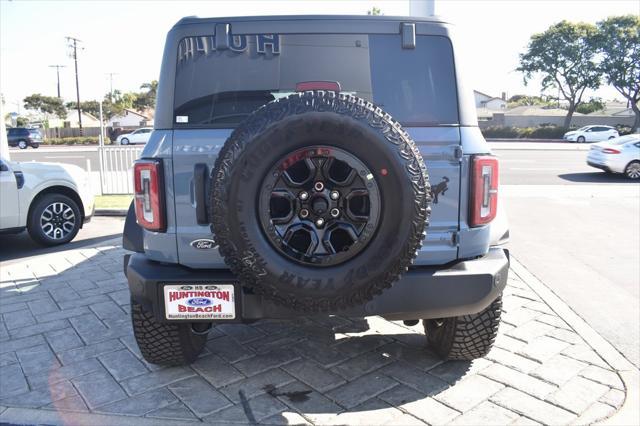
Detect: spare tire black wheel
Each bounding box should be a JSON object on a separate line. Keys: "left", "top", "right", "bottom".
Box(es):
{"left": 210, "top": 91, "right": 431, "bottom": 312}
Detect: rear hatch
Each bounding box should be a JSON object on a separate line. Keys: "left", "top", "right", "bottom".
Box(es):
{"left": 170, "top": 23, "right": 462, "bottom": 268}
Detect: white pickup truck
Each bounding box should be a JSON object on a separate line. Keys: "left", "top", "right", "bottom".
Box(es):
{"left": 0, "top": 157, "right": 95, "bottom": 246}
{"left": 0, "top": 121, "right": 95, "bottom": 246}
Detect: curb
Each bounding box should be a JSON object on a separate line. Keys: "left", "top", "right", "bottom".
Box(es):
{"left": 487, "top": 138, "right": 566, "bottom": 143}
{"left": 510, "top": 255, "right": 640, "bottom": 426}
{"left": 95, "top": 208, "right": 127, "bottom": 216}
{"left": 0, "top": 407, "right": 202, "bottom": 426}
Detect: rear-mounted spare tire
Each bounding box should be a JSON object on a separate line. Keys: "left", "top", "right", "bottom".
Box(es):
{"left": 210, "top": 91, "right": 431, "bottom": 311}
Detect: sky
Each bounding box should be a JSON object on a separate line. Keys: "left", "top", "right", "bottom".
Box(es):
{"left": 1, "top": 0, "right": 638, "bottom": 114}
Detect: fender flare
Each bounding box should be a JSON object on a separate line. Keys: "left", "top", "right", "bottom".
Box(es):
{"left": 123, "top": 201, "right": 144, "bottom": 253}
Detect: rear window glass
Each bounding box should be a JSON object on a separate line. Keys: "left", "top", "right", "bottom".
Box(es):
{"left": 173, "top": 34, "right": 458, "bottom": 128}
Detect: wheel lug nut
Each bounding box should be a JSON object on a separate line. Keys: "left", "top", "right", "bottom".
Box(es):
{"left": 330, "top": 208, "right": 340, "bottom": 218}
{"left": 315, "top": 218, "right": 325, "bottom": 227}
{"left": 314, "top": 181, "right": 324, "bottom": 192}
{"left": 299, "top": 191, "right": 309, "bottom": 201}
{"left": 299, "top": 209, "right": 309, "bottom": 219}
{"left": 330, "top": 191, "right": 340, "bottom": 200}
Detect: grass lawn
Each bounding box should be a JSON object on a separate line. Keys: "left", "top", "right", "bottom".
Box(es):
{"left": 95, "top": 195, "right": 133, "bottom": 210}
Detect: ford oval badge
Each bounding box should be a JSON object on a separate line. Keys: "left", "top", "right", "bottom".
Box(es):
{"left": 191, "top": 239, "right": 217, "bottom": 250}
{"left": 187, "top": 298, "right": 212, "bottom": 307}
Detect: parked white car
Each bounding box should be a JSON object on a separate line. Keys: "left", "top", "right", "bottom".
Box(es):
{"left": 116, "top": 127, "right": 153, "bottom": 145}
{"left": 564, "top": 125, "right": 619, "bottom": 143}
{"left": 587, "top": 134, "right": 640, "bottom": 179}
{"left": 0, "top": 157, "right": 96, "bottom": 245}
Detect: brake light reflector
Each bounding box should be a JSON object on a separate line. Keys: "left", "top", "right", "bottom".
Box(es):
{"left": 134, "top": 159, "right": 166, "bottom": 232}
{"left": 295, "top": 81, "right": 341, "bottom": 92}
{"left": 470, "top": 156, "right": 499, "bottom": 227}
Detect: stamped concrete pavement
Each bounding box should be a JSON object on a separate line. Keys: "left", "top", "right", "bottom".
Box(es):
{"left": 0, "top": 240, "right": 633, "bottom": 425}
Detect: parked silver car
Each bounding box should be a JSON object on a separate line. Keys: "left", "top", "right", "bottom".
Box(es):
{"left": 587, "top": 134, "right": 640, "bottom": 179}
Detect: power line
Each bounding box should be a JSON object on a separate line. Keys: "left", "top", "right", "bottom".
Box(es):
{"left": 66, "top": 36, "right": 83, "bottom": 134}
{"left": 48, "top": 65, "right": 66, "bottom": 99}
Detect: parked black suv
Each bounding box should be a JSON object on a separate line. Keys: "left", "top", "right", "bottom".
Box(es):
{"left": 7, "top": 128, "right": 42, "bottom": 149}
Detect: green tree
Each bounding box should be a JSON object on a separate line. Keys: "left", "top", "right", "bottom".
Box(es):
{"left": 575, "top": 97, "right": 605, "bottom": 114}
{"left": 367, "top": 7, "right": 382, "bottom": 15}
{"left": 16, "top": 116, "right": 29, "bottom": 127}
{"left": 507, "top": 94, "right": 556, "bottom": 108}
{"left": 594, "top": 15, "right": 640, "bottom": 131}
{"left": 23, "top": 93, "right": 67, "bottom": 119}
{"left": 133, "top": 80, "right": 158, "bottom": 111}
{"left": 66, "top": 100, "right": 101, "bottom": 118}
{"left": 517, "top": 21, "right": 600, "bottom": 127}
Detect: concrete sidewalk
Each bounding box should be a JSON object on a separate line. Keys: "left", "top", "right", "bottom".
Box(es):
{"left": 0, "top": 240, "right": 637, "bottom": 425}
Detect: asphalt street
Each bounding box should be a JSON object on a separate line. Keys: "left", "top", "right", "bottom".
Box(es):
{"left": 5, "top": 142, "right": 640, "bottom": 367}
{"left": 493, "top": 144, "right": 640, "bottom": 367}
{"left": 7, "top": 145, "right": 101, "bottom": 170}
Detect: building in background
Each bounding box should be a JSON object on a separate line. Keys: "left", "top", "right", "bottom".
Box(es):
{"left": 474, "top": 90, "right": 507, "bottom": 110}
{"left": 107, "top": 108, "right": 153, "bottom": 128}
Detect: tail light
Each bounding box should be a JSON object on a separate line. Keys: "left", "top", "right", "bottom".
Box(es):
{"left": 133, "top": 159, "right": 166, "bottom": 232}
{"left": 470, "top": 155, "right": 499, "bottom": 227}
{"left": 602, "top": 148, "right": 621, "bottom": 154}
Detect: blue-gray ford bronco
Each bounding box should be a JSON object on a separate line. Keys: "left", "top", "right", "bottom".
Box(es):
{"left": 123, "top": 15, "right": 510, "bottom": 365}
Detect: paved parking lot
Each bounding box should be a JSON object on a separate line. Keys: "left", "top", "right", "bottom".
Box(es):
{"left": 0, "top": 239, "right": 630, "bottom": 425}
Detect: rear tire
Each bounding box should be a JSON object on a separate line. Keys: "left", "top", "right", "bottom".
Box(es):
{"left": 131, "top": 299, "right": 207, "bottom": 366}
{"left": 424, "top": 296, "right": 502, "bottom": 360}
{"left": 18, "top": 140, "right": 27, "bottom": 149}
{"left": 625, "top": 160, "right": 640, "bottom": 180}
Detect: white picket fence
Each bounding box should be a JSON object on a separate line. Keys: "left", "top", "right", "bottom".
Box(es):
{"left": 98, "top": 146, "right": 143, "bottom": 194}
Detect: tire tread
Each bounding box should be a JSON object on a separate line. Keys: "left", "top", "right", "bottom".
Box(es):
{"left": 424, "top": 296, "right": 502, "bottom": 360}
{"left": 131, "top": 300, "right": 206, "bottom": 365}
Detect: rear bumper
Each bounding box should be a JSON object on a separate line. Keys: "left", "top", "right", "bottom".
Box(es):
{"left": 125, "top": 247, "right": 509, "bottom": 323}
{"left": 587, "top": 160, "right": 610, "bottom": 172}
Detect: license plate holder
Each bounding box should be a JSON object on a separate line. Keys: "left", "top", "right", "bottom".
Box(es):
{"left": 163, "top": 284, "right": 236, "bottom": 320}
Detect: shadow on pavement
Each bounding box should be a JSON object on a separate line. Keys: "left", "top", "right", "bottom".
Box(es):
{"left": 0, "top": 241, "right": 472, "bottom": 423}
{"left": 0, "top": 232, "right": 122, "bottom": 263}
{"left": 558, "top": 171, "right": 636, "bottom": 183}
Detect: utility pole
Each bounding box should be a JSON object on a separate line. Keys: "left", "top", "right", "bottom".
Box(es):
{"left": 105, "top": 72, "right": 118, "bottom": 100}
{"left": 48, "top": 65, "right": 66, "bottom": 99}
{"left": 66, "top": 36, "right": 83, "bottom": 135}
{"left": 409, "top": 0, "right": 435, "bottom": 16}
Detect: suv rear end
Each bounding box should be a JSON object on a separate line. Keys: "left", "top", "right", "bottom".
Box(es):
{"left": 124, "top": 15, "right": 509, "bottom": 366}
{"left": 7, "top": 128, "right": 41, "bottom": 149}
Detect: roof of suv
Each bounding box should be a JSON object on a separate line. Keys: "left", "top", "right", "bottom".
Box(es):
{"left": 173, "top": 14, "right": 450, "bottom": 28}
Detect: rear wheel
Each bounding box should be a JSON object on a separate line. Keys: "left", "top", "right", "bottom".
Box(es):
{"left": 18, "top": 140, "right": 27, "bottom": 149}
{"left": 131, "top": 299, "right": 208, "bottom": 365}
{"left": 625, "top": 161, "right": 640, "bottom": 180}
{"left": 424, "top": 296, "right": 502, "bottom": 360}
